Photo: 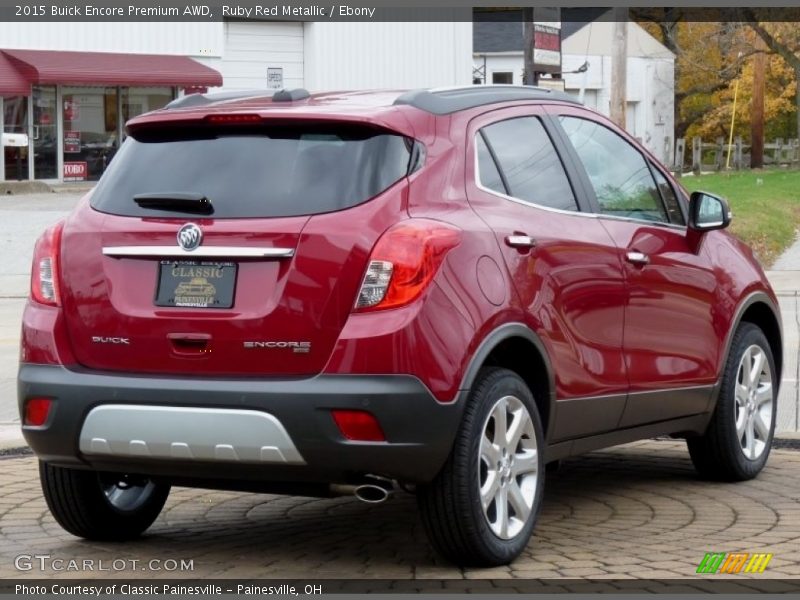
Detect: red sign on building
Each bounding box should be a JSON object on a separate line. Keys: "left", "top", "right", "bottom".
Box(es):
{"left": 63, "top": 161, "right": 87, "bottom": 181}
{"left": 64, "top": 131, "right": 81, "bottom": 154}
{"left": 64, "top": 99, "right": 80, "bottom": 122}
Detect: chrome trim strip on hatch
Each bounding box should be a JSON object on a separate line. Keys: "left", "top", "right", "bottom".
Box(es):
{"left": 102, "top": 246, "right": 295, "bottom": 258}
{"left": 79, "top": 405, "right": 306, "bottom": 465}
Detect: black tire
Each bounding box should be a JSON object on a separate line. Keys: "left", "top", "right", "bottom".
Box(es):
{"left": 418, "top": 367, "right": 545, "bottom": 566}
{"left": 687, "top": 323, "right": 777, "bottom": 481}
{"left": 40, "top": 461, "right": 170, "bottom": 540}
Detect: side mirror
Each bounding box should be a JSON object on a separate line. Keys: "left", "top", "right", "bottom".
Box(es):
{"left": 688, "top": 191, "right": 731, "bottom": 232}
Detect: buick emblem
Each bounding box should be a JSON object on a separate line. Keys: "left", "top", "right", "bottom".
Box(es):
{"left": 177, "top": 223, "right": 203, "bottom": 251}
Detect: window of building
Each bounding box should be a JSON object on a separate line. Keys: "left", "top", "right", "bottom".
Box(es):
{"left": 492, "top": 72, "right": 513, "bottom": 84}
{"left": 559, "top": 116, "right": 668, "bottom": 223}
{"left": 3, "top": 97, "right": 28, "bottom": 181}
{"left": 121, "top": 87, "right": 174, "bottom": 127}
{"left": 62, "top": 86, "right": 119, "bottom": 182}
{"left": 33, "top": 85, "right": 57, "bottom": 180}
{"left": 479, "top": 116, "right": 578, "bottom": 211}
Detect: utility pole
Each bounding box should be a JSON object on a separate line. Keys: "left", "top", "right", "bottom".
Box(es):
{"left": 523, "top": 8, "right": 535, "bottom": 85}
{"left": 610, "top": 8, "right": 628, "bottom": 129}
{"left": 751, "top": 52, "right": 765, "bottom": 168}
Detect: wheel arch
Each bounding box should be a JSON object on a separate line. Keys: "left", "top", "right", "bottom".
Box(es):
{"left": 459, "top": 323, "right": 556, "bottom": 440}
{"left": 712, "top": 292, "right": 783, "bottom": 416}
{"left": 738, "top": 298, "right": 783, "bottom": 382}
{"left": 726, "top": 293, "right": 783, "bottom": 378}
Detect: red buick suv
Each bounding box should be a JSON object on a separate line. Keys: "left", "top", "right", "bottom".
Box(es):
{"left": 19, "top": 86, "right": 782, "bottom": 566}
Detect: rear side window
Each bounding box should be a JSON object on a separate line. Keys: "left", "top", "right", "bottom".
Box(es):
{"left": 90, "top": 126, "right": 412, "bottom": 218}
{"left": 476, "top": 134, "right": 506, "bottom": 195}
{"left": 478, "top": 117, "right": 578, "bottom": 211}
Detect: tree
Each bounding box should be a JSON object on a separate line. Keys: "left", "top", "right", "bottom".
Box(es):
{"left": 743, "top": 13, "right": 800, "bottom": 140}
{"left": 637, "top": 15, "right": 754, "bottom": 139}
{"left": 685, "top": 53, "right": 795, "bottom": 141}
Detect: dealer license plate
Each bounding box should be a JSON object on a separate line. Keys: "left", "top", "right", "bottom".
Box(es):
{"left": 154, "top": 260, "right": 237, "bottom": 309}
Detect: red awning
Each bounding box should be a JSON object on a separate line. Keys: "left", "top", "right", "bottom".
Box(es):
{"left": 0, "top": 48, "right": 222, "bottom": 95}
{"left": 0, "top": 51, "right": 31, "bottom": 96}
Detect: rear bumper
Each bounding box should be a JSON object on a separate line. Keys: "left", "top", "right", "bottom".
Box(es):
{"left": 18, "top": 364, "right": 464, "bottom": 485}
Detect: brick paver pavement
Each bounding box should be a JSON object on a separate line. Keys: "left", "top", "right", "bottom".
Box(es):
{"left": 1, "top": 440, "right": 799, "bottom": 581}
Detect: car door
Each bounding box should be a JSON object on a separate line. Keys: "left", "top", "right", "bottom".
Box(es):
{"left": 465, "top": 105, "right": 628, "bottom": 441}
{"left": 549, "top": 107, "right": 719, "bottom": 427}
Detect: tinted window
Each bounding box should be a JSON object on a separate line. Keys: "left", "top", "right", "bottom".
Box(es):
{"left": 559, "top": 116, "right": 668, "bottom": 223}
{"left": 90, "top": 126, "right": 411, "bottom": 218}
{"left": 480, "top": 117, "right": 577, "bottom": 211}
{"left": 476, "top": 134, "right": 506, "bottom": 195}
{"left": 652, "top": 166, "right": 685, "bottom": 225}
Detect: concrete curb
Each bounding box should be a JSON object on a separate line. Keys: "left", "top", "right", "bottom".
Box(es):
{"left": 0, "top": 424, "right": 24, "bottom": 451}
{"left": 0, "top": 181, "right": 51, "bottom": 195}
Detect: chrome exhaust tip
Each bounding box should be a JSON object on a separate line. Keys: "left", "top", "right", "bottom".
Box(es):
{"left": 353, "top": 483, "right": 391, "bottom": 504}
{"left": 329, "top": 476, "right": 395, "bottom": 504}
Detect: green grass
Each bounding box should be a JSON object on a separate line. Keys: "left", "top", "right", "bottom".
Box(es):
{"left": 680, "top": 170, "right": 800, "bottom": 267}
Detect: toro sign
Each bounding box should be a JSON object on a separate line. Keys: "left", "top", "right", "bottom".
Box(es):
{"left": 63, "top": 162, "right": 87, "bottom": 181}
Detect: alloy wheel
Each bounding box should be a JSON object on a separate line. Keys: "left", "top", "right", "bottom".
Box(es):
{"left": 735, "top": 344, "right": 773, "bottom": 460}
{"left": 478, "top": 395, "right": 539, "bottom": 540}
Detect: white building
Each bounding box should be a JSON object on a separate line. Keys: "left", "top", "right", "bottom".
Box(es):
{"left": 0, "top": 20, "right": 472, "bottom": 182}
{"left": 473, "top": 12, "right": 675, "bottom": 164}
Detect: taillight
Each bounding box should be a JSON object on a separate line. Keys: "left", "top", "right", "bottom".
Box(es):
{"left": 31, "top": 222, "right": 64, "bottom": 307}
{"left": 354, "top": 219, "right": 461, "bottom": 312}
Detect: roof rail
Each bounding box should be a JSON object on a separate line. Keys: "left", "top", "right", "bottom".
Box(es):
{"left": 394, "top": 85, "right": 581, "bottom": 115}
{"left": 164, "top": 89, "right": 274, "bottom": 110}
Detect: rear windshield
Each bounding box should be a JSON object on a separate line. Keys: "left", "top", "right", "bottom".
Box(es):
{"left": 90, "top": 126, "right": 412, "bottom": 218}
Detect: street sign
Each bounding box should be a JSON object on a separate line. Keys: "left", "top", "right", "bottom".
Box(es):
{"left": 1, "top": 132, "right": 28, "bottom": 147}
{"left": 267, "top": 67, "right": 284, "bottom": 90}
{"left": 536, "top": 78, "right": 566, "bottom": 92}
{"left": 533, "top": 8, "right": 561, "bottom": 74}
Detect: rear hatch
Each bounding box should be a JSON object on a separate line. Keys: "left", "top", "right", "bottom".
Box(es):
{"left": 59, "top": 120, "right": 413, "bottom": 376}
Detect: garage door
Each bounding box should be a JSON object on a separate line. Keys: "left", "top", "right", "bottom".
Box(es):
{"left": 222, "top": 20, "right": 304, "bottom": 90}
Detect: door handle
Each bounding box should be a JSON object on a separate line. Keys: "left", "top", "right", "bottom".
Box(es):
{"left": 505, "top": 234, "right": 536, "bottom": 249}
{"left": 625, "top": 251, "right": 649, "bottom": 266}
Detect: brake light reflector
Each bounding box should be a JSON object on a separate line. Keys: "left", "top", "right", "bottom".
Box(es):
{"left": 24, "top": 398, "right": 52, "bottom": 426}
{"left": 354, "top": 219, "right": 461, "bottom": 312}
{"left": 31, "top": 222, "right": 64, "bottom": 307}
{"left": 331, "top": 409, "right": 386, "bottom": 442}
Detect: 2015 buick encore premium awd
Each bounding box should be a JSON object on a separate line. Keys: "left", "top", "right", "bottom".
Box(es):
{"left": 19, "top": 86, "right": 782, "bottom": 566}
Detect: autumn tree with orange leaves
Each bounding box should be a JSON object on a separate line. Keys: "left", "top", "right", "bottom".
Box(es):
{"left": 639, "top": 11, "right": 800, "bottom": 143}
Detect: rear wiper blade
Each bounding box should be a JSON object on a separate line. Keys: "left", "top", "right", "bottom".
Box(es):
{"left": 134, "top": 193, "right": 214, "bottom": 215}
